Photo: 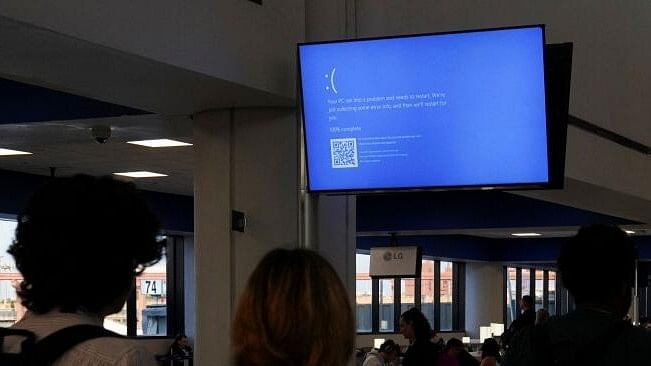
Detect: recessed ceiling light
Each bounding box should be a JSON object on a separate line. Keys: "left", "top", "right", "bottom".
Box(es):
{"left": 511, "top": 232, "right": 542, "bottom": 237}
{"left": 0, "top": 148, "right": 32, "bottom": 156}
{"left": 127, "top": 139, "right": 192, "bottom": 148}
{"left": 113, "top": 171, "right": 168, "bottom": 178}
{"left": 625, "top": 230, "right": 635, "bottom": 235}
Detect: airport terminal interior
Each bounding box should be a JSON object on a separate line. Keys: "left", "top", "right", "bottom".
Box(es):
{"left": 0, "top": 1, "right": 650, "bottom": 365}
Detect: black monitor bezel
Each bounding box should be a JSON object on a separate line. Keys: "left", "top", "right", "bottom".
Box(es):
{"left": 298, "top": 24, "right": 567, "bottom": 194}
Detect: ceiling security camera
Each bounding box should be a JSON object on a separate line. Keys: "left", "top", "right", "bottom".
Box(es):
{"left": 91, "top": 125, "right": 111, "bottom": 144}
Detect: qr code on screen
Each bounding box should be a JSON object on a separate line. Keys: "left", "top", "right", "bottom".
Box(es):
{"left": 330, "top": 138, "right": 358, "bottom": 168}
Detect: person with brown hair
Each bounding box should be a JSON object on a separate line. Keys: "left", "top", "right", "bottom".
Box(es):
{"left": 232, "top": 248, "right": 355, "bottom": 366}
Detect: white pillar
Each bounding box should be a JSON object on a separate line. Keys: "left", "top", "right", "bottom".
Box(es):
{"left": 193, "top": 108, "right": 299, "bottom": 365}
{"left": 193, "top": 110, "right": 233, "bottom": 366}
{"left": 465, "top": 262, "right": 504, "bottom": 339}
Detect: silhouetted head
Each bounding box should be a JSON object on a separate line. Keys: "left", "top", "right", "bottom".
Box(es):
{"left": 536, "top": 308, "right": 550, "bottom": 325}
{"left": 481, "top": 338, "right": 501, "bottom": 361}
{"left": 400, "top": 307, "right": 432, "bottom": 343}
{"left": 9, "top": 175, "right": 164, "bottom": 315}
{"left": 379, "top": 339, "right": 399, "bottom": 362}
{"left": 445, "top": 338, "right": 464, "bottom": 356}
{"left": 232, "top": 248, "right": 354, "bottom": 366}
{"left": 558, "top": 224, "right": 636, "bottom": 317}
{"left": 520, "top": 295, "right": 534, "bottom": 311}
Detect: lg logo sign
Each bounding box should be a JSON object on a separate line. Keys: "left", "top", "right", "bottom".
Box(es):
{"left": 383, "top": 251, "right": 404, "bottom": 261}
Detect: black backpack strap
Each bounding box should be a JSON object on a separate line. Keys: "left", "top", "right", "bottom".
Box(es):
{"left": 28, "top": 324, "right": 123, "bottom": 365}
{"left": 0, "top": 327, "right": 37, "bottom": 353}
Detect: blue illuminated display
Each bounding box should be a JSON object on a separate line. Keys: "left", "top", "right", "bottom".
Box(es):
{"left": 299, "top": 26, "right": 548, "bottom": 192}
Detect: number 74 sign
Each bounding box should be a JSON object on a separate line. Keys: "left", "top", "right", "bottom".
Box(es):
{"left": 141, "top": 279, "right": 166, "bottom": 296}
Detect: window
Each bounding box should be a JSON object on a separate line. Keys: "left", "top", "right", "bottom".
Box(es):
{"left": 400, "top": 278, "right": 416, "bottom": 314}
{"left": 548, "top": 271, "right": 556, "bottom": 316}
{"left": 354, "top": 252, "right": 465, "bottom": 334}
{"left": 421, "top": 260, "right": 435, "bottom": 328}
{"left": 0, "top": 219, "right": 23, "bottom": 327}
{"left": 440, "top": 261, "right": 453, "bottom": 331}
{"left": 535, "top": 270, "right": 544, "bottom": 311}
{"left": 379, "top": 279, "right": 395, "bottom": 332}
{"left": 505, "top": 266, "right": 558, "bottom": 324}
{"left": 521, "top": 269, "right": 531, "bottom": 297}
{"left": 137, "top": 255, "right": 167, "bottom": 335}
{"left": 505, "top": 267, "right": 518, "bottom": 327}
{"left": 355, "top": 253, "right": 372, "bottom": 332}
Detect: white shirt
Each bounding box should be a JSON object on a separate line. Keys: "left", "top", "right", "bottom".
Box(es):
{"left": 363, "top": 349, "right": 385, "bottom": 366}
{"left": 3, "top": 311, "right": 159, "bottom": 366}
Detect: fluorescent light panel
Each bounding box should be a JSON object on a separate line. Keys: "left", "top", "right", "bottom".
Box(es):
{"left": 511, "top": 232, "right": 542, "bottom": 237}
{"left": 0, "top": 148, "right": 32, "bottom": 156}
{"left": 127, "top": 139, "right": 192, "bottom": 147}
{"left": 625, "top": 230, "right": 635, "bottom": 235}
{"left": 113, "top": 171, "right": 167, "bottom": 178}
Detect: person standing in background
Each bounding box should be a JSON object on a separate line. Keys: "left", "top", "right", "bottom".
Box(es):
{"left": 399, "top": 307, "right": 441, "bottom": 366}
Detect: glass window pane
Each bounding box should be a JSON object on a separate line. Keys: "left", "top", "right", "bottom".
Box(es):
{"left": 0, "top": 219, "right": 24, "bottom": 327}
{"left": 379, "top": 279, "right": 394, "bottom": 332}
{"left": 104, "top": 302, "right": 128, "bottom": 335}
{"left": 440, "top": 261, "right": 453, "bottom": 331}
{"left": 535, "top": 270, "right": 544, "bottom": 311}
{"left": 548, "top": 271, "right": 556, "bottom": 316}
{"left": 400, "top": 278, "right": 415, "bottom": 315}
{"left": 521, "top": 269, "right": 531, "bottom": 296}
{"left": 356, "top": 253, "right": 372, "bottom": 332}
{"left": 137, "top": 254, "right": 167, "bottom": 336}
{"left": 506, "top": 267, "right": 517, "bottom": 327}
{"left": 421, "top": 260, "right": 435, "bottom": 328}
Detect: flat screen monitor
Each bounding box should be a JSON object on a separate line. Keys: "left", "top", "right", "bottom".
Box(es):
{"left": 299, "top": 25, "right": 558, "bottom": 193}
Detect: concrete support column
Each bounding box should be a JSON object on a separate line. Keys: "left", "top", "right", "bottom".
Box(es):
{"left": 465, "top": 262, "right": 504, "bottom": 338}
{"left": 315, "top": 195, "right": 357, "bottom": 305}
{"left": 193, "top": 108, "right": 299, "bottom": 364}
{"left": 193, "top": 110, "right": 233, "bottom": 365}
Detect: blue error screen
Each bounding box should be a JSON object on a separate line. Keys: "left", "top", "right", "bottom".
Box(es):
{"left": 299, "top": 26, "right": 549, "bottom": 192}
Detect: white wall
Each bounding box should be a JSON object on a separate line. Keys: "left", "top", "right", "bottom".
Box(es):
{"left": 193, "top": 108, "right": 299, "bottom": 365}
{"left": 0, "top": 0, "right": 305, "bottom": 99}
{"left": 349, "top": 0, "right": 651, "bottom": 218}
{"left": 465, "top": 263, "right": 504, "bottom": 339}
{"left": 231, "top": 108, "right": 299, "bottom": 298}
{"left": 354, "top": 0, "right": 651, "bottom": 145}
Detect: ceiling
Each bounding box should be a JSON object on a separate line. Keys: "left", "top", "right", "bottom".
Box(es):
{"left": 0, "top": 77, "right": 648, "bottom": 239}
{"left": 0, "top": 114, "right": 194, "bottom": 196}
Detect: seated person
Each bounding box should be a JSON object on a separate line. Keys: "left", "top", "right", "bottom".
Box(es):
{"left": 479, "top": 338, "right": 501, "bottom": 366}
{"left": 363, "top": 339, "right": 399, "bottom": 366}
{"left": 231, "top": 248, "right": 354, "bottom": 366}
{"left": 3, "top": 175, "right": 165, "bottom": 365}
{"left": 441, "top": 338, "right": 479, "bottom": 366}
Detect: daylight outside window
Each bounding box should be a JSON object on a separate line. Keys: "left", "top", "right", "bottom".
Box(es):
{"left": 535, "top": 270, "right": 544, "bottom": 311}
{"left": 0, "top": 219, "right": 24, "bottom": 328}
{"left": 356, "top": 253, "right": 372, "bottom": 332}
{"left": 421, "top": 259, "right": 435, "bottom": 328}
{"left": 440, "top": 261, "right": 453, "bottom": 331}
{"left": 379, "top": 279, "right": 394, "bottom": 332}
{"left": 137, "top": 255, "right": 167, "bottom": 336}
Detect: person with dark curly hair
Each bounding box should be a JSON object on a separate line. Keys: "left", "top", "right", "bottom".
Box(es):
{"left": 2, "top": 175, "right": 165, "bottom": 365}
{"left": 399, "top": 307, "right": 441, "bottom": 366}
